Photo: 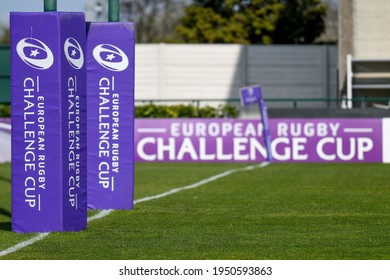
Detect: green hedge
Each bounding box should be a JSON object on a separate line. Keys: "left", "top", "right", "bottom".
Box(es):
{"left": 0, "top": 103, "right": 239, "bottom": 118}
{"left": 135, "top": 103, "right": 239, "bottom": 118}
{"left": 0, "top": 104, "right": 10, "bottom": 117}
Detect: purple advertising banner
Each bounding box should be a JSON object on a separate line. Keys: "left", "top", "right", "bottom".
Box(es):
{"left": 11, "top": 12, "right": 87, "bottom": 233}
{"left": 0, "top": 118, "right": 11, "bottom": 124}
{"left": 87, "top": 22, "right": 135, "bottom": 209}
{"left": 135, "top": 118, "right": 383, "bottom": 163}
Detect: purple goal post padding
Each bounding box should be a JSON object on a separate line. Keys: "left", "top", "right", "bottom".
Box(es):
{"left": 86, "top": 22, "right": 135, "bottom": 210}
{"left": 11, "top": 12, "right": 87, "bottom": 233}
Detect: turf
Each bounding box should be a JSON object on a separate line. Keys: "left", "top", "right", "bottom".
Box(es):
{"left": 1, "top": 162, "right": 390, "bottom": 260}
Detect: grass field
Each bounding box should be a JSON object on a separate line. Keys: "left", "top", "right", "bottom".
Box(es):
{"left": 1, "top": 162, "right": 390, "bottom": 260}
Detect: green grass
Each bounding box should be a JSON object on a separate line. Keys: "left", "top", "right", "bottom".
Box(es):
{"left": 1, "top": 162, "right": 390, "bottom": 259}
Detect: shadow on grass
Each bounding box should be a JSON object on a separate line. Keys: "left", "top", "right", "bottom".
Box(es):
{"left": 0, "top": 208, "right": 12, "bottom": 232}
{"left": 0, "top": 175, "right": 11, "bottom": 183}
{"left": 0, "top": 222, "right": 11, "bottom": 231}
{"left": 0, "top": 208, "right": 11, "bottom": 231}
{"left": 0, "top": 207, "right": 11, "bottom": 218}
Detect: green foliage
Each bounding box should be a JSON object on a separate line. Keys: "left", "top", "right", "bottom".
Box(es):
{"left": 120, "top": 0, "right": 188, "bottom": 43}
{"left": 135, "top": 103, "right": 239, "bottom": 118}
{"left": 177, "top": 0, "right": 327, "bottom": 44}
{"left": 0, "top": 104, "right": 10, "bottom": 117}
{"left": 273, "top": 0, "right": 327, "bottom": 43}
{"left": 0, "top": 27, "right": 10, "bottom": 45}
{"left": 176, "top": 5, "right": 250, "bottom": 44}
{"left": 0, "top": 103, "right": 238, "bottom": 119}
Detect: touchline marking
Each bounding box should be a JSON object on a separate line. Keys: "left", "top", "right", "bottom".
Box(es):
{"left": 0, "top": 233, "right": 50, "bottom": 257}
{"left": 0, "top": 162, "right": 270, "bottom": 258}
{"left": 134, "top": 162, "right": 269, "bottom": 204}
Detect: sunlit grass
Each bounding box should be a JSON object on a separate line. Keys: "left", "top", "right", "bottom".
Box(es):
{"left": 1, "top": 162, "right": 390, "bottom": 260}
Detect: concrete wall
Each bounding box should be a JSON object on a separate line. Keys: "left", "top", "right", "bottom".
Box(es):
{"left": 339, "top": 0, "right": 390, "bottom": 94}
{"left": 353, "top": 0, "right": 390, "bottom": 58}
{"left": 338, "top": 0, "right": 353, "bottom": 94}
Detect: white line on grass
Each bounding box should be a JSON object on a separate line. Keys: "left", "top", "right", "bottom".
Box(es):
{"left": 0, "top": 162, "right": 270, "bottom": 258}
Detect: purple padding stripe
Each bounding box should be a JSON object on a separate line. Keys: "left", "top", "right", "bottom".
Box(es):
{"left": 86, "top": 22, "right": 135, "bottom": 210}
{"left": 11, "top": 12, "right": 87, "bottom": 233}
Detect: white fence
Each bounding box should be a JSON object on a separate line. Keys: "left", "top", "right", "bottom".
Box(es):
{"left": 135, "top": 44, "right": 338, "bottom": 108}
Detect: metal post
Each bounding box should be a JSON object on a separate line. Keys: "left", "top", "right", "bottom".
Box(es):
{"left": 108, "top": 0, "right": 119, "bottom": 22}
{"left": 346, "top": 54, "right": 353, "bottom": 109}
{"left": 44, "top": 0, "right": 57, "bottom": 12}
{"left": 293, "top": 99, "right": 297, "bottom": 109}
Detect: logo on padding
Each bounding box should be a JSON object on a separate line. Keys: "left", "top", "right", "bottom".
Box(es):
{"left": 64, "top": 38, "right": 84, "bottom": 69}
{"left": 92, "top": 44, "right": 129, "bottom": 72}
{"left": 16, "top": 38, "right": 54, "bottom": 70}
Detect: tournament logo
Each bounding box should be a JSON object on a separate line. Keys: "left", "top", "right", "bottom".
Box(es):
{"left": 92, "top": 44, "right": 129, "bottom": 72}
{"left": 16, "top": 38, "right": 54, "bottom": 70}
{"left": 64, "top": 38, "right": 84, "bottom": 69}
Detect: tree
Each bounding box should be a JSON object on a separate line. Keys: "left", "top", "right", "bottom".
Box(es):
{"left": 273, "top": 0, "right": 327, "bottom": 44}
{"left": 120, "top": 0, "right": 189, "bottom": 43}
{"left": 317, "top": 0, "right": 338, "bottom": 43}
{"left": 177, "top": 0, "right": 327, "bottom": 44}
{"left": 0, "top": 27, "right": 10, "bottom": 45}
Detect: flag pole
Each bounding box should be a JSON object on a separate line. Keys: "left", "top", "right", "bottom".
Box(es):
{"left": 108, "top": 0, "right": 119, "bottom": 22}
{"left": 44, "top": 0, "right": 57, "bottom": 12}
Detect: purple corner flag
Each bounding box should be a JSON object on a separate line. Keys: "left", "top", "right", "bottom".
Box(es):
{"left": 240, "top": 85, "right": 273, "bottom": 161}
{"left": 240, "top": 85, "right": 262, "bottom": 106}
{"left": 86, "top": 22, "right": 135, "bottom": 209}
{"left": 11, "top": 12, "right": 87, "bottom": 233}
